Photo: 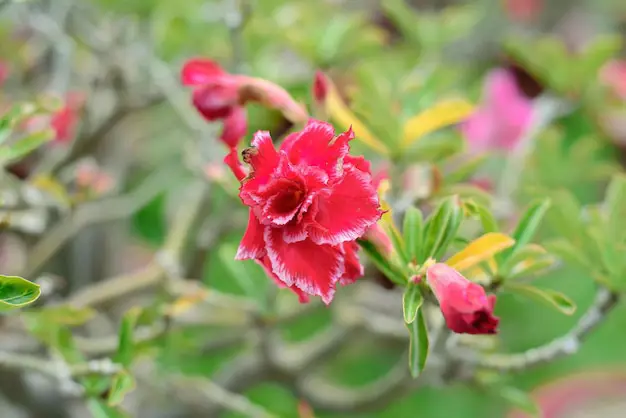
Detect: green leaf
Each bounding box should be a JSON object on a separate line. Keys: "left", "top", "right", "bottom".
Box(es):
{"left": 87, "top": 399, "right": 130, "bottom": 418}
{"left": 114, "top": 307, "right": 142, "bottom": 367}
{"left": 501, "top": 199, "right": 551, "bottom": 262}
{"left": 504, "top": 283, "right": 576, "bottom": 315}
{"left": 56, "top": 326, "right": 85, "bottom": 364}
{"left": 604, "top": 174, "right": 626, "bottom": 243}
{"left": 507, "top": 254, "right": 558, "bottom": 280}
{"left": 0, "top": 275, "right": 41, "bottom": 310}
{"left": 0, "top": 130, "right": 54, "bottom": 164}
{"left": 357, "top": 239, "right": 407, "bottom": 284}
{"left": 403, "top": 206, "right": 424, "bottom": 263}
{"left": 498, "top": 386, "right": 540, "bottom": 417}
{"left": 107, "top": 370, "right": 136, "bottom": 406}
{"left": 464, "top": 200, "right": 498, "bottom": 233}
{"left": 402, "top": 284, "right": 423, "bottom": 324}
{"left": 407, "top": 307, "right": 429, "bottom": 378}
{"left": 422, "top": 196, "right": 463, "bottom": 261}
{"left": 384, "top": 223, "right": 410, "bottom": 267}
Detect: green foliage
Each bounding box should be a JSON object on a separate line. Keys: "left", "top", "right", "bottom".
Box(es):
{"left": 422, "top": 196, "right": 463, "bottom": 261}
{"left": 503, "top": 283, "right": 577, "bottom": 316}
{"left": 407, "top": 307, "right": 429, "bottom": 378}
{"left": 0, "top": 275, "right": 41, "bottom": 311}
{"left": 402, "top": 283, "right": 423, "bottom": 324}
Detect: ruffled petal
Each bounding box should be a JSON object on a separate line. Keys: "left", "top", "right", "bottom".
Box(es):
{"left": 265, "top": 227, "right": 344, "bottom": 305}
{"left": 282, "top": 121, "right": 352, "bottom": 179}
{"left": 235, "top": 211, "right": 267, "bottom": 260}
{"left": 308, "top": 165, "right": 382, "bottom": 245}
{"left": 256, "top": 256, "right": 310, "bottom": 303}
{"left": 339, "top": 241, "right": 364, "bottom": 285}
{"left": 181, "top": 58, "right": 225, "bottom": 86}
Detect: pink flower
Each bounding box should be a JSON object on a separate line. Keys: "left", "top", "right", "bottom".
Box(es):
{"left": 600, "top": 60, "right": 626, "bottom": 100}
{"left": 426, "top": 263, "right": 499, "bottom": 335}
{"left": 51, "top": 93, "right": 84, "bottom": 144}
{"left": 231, "top": 120, "right": 382, "bottom": 304}
{"left": 181, "top": 58, "right": 308, "bottom": 148}
{"left": 0, "top": 62, "right": 9, "bottom": 87}
{"left": 504, "top": 0, "right": 542, "bottom": 22}
{"left": 461, "top": 68, "right": 533, "bottom": 154}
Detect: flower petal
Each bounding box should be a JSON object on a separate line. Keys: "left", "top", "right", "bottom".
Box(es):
{"left": 235, "top": 211, "right": 266, "bottom": 260}
{"left": 220, "top": 106, "right": 247, "bottom": 148}
{"left": 265, "top": 227, "right": 344, "bottom": 305}
{"left": 192, "top": 84, "right": 238, "bottom": 121}
{"left": 224, "top": 149, "right": 247, "bottom": 181}
{"left": 308, "top": 165, "right": 382, "bottom": 245}
{"left": 282, "top": 121, "right": 352, "bottom": 179}
{"left": 255, "top": 256, "right": 310, "bottom": 303}
{"left": 340, "top": 241, "right": 364, "bottom": 285}
{"left": 181, "top": 58, "right": 225, "bottom": 86}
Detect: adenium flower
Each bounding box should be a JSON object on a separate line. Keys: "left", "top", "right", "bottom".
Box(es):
{"left": 229, "top": 120, "right": 382, "bottom": 304}
{"left": 426, "top": 263, "right": 499, "bottom": 335}
{"left": 181, "top": 58, "right": 308, "bottom": 148}
{"left": 461, "top": 68, "right": 533, "bottom": 154}
{"left": 50, "top": 95, "right": 81, "bottom": 144}
{"left": 600, "top": 60, "right": 626, "bottom": 100}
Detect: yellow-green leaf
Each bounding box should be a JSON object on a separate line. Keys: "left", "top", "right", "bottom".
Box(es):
{"left": 446, "top": 233, "right": 515, "bottom": 272}
{"left": 325, "top": 80, "right": 389, "bottom": 155}
{"left": 504, "top": 283, "right": 576, "bottom": 315}
{"left": 402, "top": 98, "right": 474, "bottom": 147}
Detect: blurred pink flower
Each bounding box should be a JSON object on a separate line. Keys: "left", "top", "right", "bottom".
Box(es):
{"left": 461, "top": 68, "right": 534, "bottom": 154}
{"left": 504, "top": 0, "right": 542, "bottom": 23}
{"left": 0, "top": 62, "right": 9, "bottom": 87}
{"left": 600, "top": 60, "right": 626, "bottom": 100}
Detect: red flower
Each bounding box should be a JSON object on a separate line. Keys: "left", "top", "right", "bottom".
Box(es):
{"left": 50, "top": 93, "right": 83, "bottom": 144}
{"left": 426, "top": 263, "right": 499, "bottom": 335}
{"left": 181, "top": 58, "right": 307, "bottom": 149}
{"left": 231, "top": 120, "right": 382, "bottom": 304}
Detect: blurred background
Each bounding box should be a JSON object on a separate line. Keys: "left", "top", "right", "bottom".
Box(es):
{"left": 1, "top": 0, "right": 626, "bottom": 417}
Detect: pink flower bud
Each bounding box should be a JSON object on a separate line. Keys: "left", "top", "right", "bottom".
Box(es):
{"left": 313, "top": 71, "right": 329, "bottom": 104}
{"left": 426, "top": 263, "right": 499, "bottom": 335}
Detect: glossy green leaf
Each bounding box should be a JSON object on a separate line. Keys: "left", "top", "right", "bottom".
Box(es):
{"left": 357, "top": 239, "right": 406, "bottom": 284}
{"left": 402, "top": 284, "right": 423, "bottom": 324}
{"left": 108, "top": 370, "right": 136, "bottom": 406}
{"left": 501, "top": 199, "right": 551, "bottom": 262}
{"left": 507, "top": 254, "right": 558, "bottom": 280}
{"left": 385, "top": 223, "right": 410, "bottom": 267}
{"left": 407, "top": 307, "right": 429, "bottom": 378}
{"left": 422, "top": 196, "right": 463, "bottom": 260}
{"left": 504, "top": 283, "right": 576, "bottom": 315}
{"left": 114, "top": 307, "right": 142, "bottom": 367}
{"left": 498, "top": 386, "right": 540, "bottom": 417}
{"left": 403, "top": 206, "right": 424, "bottom": 263}
{"left": 0, "top": 275, "right": 41, "bottom": 310}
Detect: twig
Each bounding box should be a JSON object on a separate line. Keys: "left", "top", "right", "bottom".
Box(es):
{"left": 0, "top": 351, "right": 121, "bottom": 379}
{"left": 451, "top": 286, "right": 620, "bottom": 371}
{"left": 23, "top": 165, "right": 183, "bottom": 278}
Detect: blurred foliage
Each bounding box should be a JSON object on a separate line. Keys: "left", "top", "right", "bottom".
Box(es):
{"left": 2, "top": 0, "right": 626, "bottom": 417}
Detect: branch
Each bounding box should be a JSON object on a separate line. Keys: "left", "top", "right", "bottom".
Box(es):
{"left": 0, "top": 351, "right": 121, "bottom": 379}
{"left": 23, "top": 165, "right": 183, "bottom": 277}
{"left": 295, "top": 357, "right": 419, "bottom": 413}
{"left": 176, "top": 375, "right": 277, "bottom": 418}
{"left": 451, "top": 286, "right": 620, "bottom": 371}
